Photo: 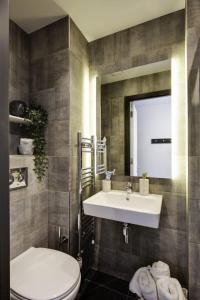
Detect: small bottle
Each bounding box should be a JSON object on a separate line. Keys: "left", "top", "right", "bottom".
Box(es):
{"left": 139, "top": 172, "right": 149, "bottom": 195}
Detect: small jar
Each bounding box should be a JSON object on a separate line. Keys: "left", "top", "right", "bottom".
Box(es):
{"left": 102, "top": 180, "right": 111, "bottom": 192}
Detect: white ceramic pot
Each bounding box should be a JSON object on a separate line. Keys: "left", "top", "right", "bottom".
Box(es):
{"left": 18, "top": 138, "right": 34, "bottom": 155}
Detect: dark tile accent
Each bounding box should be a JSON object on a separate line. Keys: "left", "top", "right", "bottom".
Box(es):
{"left": 77, "top": 270, "right": 139, "bottom": 300}
{"left": 78, "top": 283, "right": 126, "bottom": 300}
{"left": 85, "top": 269, "right": 124, "bottom": 289}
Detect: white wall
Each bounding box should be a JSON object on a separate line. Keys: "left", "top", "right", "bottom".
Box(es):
{"left": 131, "top": 96, "right": 171, "bottom": 178}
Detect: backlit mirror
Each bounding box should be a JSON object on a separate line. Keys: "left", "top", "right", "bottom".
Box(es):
{"left": 101, "top": 61, "right": 172, "bottom": 179}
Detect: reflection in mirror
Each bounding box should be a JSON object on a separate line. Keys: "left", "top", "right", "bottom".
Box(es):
{"left": 101, "top": 62, "right": 172, "bottom": 179}
{"left": 126, "top": 91, "right": 171, "bottom": 178}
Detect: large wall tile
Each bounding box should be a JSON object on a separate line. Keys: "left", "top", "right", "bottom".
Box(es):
{"left": 47, "top": 121, "right": 69, "bottom": 156}
{"left": 189, "top": 199, "right": 200, "bottom": 243}
{"left": 48, "top": 191, "right": 70, "bottom": 230}
{"left": 47, "top": 17, "right": 69, "bottom": 55}
{"left": 30, "top": 58, "right": 48, "bottom": 92}
{"left": 189, "top": 242, "right": 200, "bottom": 294}
{"left": 48, "top": 49, "right": 69, "bottom": 88}
{"left": 48, "top": 157, "right": 69, "bottom": 192}
{"left": 30, "top": 17, "right": 69, "bottom": 63}
{"left": 188, "top": 156, "right": 200, "bottom": 200}
{"left": 160, "top": 192, "right": 186, "bottom": 232}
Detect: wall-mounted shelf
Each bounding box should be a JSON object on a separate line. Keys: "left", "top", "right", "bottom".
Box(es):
{"left": 9, "top": 115, "right": 31, "bottom": 125}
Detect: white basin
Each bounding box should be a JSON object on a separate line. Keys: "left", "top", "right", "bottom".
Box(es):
{"left": 83, "top": 190, "right": 163, "bottom": 228}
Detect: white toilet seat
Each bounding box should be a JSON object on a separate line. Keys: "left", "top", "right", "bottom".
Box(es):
{"left": 11, "top": 275, "right": 81, "bottom": 300}
{"left": 10, "top": 247, "right": 81, "bottom": 300}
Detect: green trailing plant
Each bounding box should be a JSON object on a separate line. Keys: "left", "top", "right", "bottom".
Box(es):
{"left": 24, "top": 103, "right": 48, "bottom": 182}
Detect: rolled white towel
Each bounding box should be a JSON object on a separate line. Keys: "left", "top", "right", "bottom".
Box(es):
{"left": 139, "top": 269, "right": 158, "bottom": 300}
{"left": 150, "top": 261, "right": 170, "bottom": 281}
{"left": 129, "top": 267, "right": 158, "bottom": 300}
{"left": 129, "top": 267, "right": 147, "bottom": 297}
{"left": 157, "top": 277, "right": 186, "bottom": 300}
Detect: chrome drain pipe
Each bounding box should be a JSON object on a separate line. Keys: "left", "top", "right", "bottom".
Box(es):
{"left": 123, "top": 223, "right": 129, "bottom": 244}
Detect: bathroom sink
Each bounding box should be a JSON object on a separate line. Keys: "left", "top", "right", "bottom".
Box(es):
{"left": 83, "top": 190, "right": 163, "bottom": 228}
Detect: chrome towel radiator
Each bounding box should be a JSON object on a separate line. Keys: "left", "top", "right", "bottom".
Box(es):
{"left": 77, "top": 132, "right": 107, "bottom": 273}
{"left": 77, "top": 132, "right": 95, "bottom": 268}
{"left": 96, "top": 137, "right": 107, "bottom": 175}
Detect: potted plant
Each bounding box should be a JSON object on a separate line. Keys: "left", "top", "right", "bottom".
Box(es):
{"left": 24, "top": 103, "right": 48, "bottom": 182}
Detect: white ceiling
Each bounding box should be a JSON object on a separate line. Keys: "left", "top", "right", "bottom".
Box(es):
{"left": 101, "top": 60, "right": 171, "bottom": 84}
{"left": 10, "top": 0, "right": 185, "bottom": 41}
{"left": 9, "top": 0, "right": 67, "bottom": 34}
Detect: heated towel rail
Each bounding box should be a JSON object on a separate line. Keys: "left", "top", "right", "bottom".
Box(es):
{"left": 77, "top": 132, "right": 107, "bottom": 273}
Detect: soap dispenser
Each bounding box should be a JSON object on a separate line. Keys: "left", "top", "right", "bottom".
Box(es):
{"left": 139, "top": 172, "right": 149, "bottom": 195}
{"left": 102, "top": 169, "right": 115, "bottom": 192}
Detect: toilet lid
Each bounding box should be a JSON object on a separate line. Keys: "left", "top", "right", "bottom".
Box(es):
{"left": 10, "top": 247, "right": 80, "bottom": 300}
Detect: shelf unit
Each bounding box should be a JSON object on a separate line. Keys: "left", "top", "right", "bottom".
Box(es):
{"left": 9, "top": 115, "right": 31, "bottom": 125}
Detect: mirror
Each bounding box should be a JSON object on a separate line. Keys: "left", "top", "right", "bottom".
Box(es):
{"left": 101, "top": 61, "right": 172, "bottom": 179}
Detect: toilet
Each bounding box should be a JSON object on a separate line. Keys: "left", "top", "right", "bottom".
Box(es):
{"left": 10, "top": 247, "right": 81, "bottom": 300}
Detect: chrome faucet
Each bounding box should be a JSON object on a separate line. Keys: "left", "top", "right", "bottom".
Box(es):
{"left": 125, "top": 182, "right": 132, "bottom": 200}
{"left": 126, "top": 182, "right": 132, "bottom": 194}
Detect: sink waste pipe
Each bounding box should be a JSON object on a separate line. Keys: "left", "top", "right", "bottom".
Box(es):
{"left": 123, "top": 223, "right": 129, "bottom": 244}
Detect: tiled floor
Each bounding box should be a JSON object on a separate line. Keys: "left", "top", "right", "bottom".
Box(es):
{"left": 77, "top": 269, "right": 139, "bottom": 300}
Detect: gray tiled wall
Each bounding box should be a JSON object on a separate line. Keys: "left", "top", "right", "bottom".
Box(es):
{"left": 90, "top": 10, "right": 187, "bottom": 286}
{"left": 68, "top": 18, "right": 90, "bottom": 255}
{"left": 101, "top": 71, "right": 171, "bottom": 175}
{"left": 10, "top": 156, "right": 48, "bottom": 259}
{"left": 9, "top": 10, "right": 189, "bottom": 291}
{"left": 9, "top": 21, "right": 30, "bottom": 154}
{"left": 9, "top": 22, "right": 49, "bottom": 259}
{"left": 187, "top": 0, "right": 200, "bottom": 298}
{"left": 9, "top": 17, "right": 89, "bottom": 260}
{"left": 29, "top": 17, "right": 71, "bottom": 252}
{"left": 89, "top": 11, "right": 184, "bottom": 75}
